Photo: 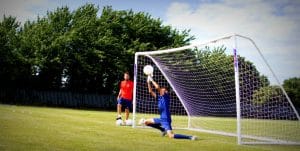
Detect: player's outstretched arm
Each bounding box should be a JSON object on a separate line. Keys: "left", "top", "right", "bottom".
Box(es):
{"left": 148, "top": 75, "right": 160, "bottom": 90}
{"left": 151, "top": 80, "right": 160, "bottom": 91}
{"left": 147, "top": 77, "right": 156, "bottom": 98}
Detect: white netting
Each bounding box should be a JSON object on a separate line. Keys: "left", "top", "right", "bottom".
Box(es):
{"left": 134, "top": 55, "right": 188, "bottom": 128}
{"left": 133, "top": 35, "right": 300, "bottom": 145}
{"left": 237, "top": 36, "right": 300, "bottom": 144}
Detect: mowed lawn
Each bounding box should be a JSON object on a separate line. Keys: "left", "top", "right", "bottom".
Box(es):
{"left": 0, "top": 104, "right": 299, "bottom": 151}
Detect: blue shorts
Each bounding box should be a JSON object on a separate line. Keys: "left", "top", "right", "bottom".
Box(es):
{"left": 117, "top": 98, "right": 132, "bottom": 110}
{"left": 153, "top": 118, "right": 172, "bottom": 131}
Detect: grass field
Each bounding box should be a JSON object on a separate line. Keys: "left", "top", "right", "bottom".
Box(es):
{"left": 188, "top": 116, "right": 300, "bottom": 143}
{"left": 0, "top": 104, "right": 300, "bottom": 151}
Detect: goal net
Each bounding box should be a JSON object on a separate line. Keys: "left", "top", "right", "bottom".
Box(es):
{"left": 132, "top": 34, "right": 300, "bottom": 145}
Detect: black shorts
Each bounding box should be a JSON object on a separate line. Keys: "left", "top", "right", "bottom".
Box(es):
{"left": 117, "top": 98, "right": 132, "bottom": 110}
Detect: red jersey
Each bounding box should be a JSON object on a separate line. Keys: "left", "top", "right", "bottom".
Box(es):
{"left": 120, "top": 80, "right": 134, "bottom": 101}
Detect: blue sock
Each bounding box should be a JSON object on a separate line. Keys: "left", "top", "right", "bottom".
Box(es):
{"left": 174, "top": 134, "right": 192, "bottom": 139}
{"left": 147, "top": 124, "right": 165, "bottom": 132}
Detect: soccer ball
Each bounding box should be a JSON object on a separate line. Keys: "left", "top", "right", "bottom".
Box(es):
{"left": 116, "top": 119, "right": 123, "bottom": 126}
{"left": 143, "top": 65, "right": 154, "bottom": 75}
{"left": 125, "top": 119, "right": 133, "bottom": 126}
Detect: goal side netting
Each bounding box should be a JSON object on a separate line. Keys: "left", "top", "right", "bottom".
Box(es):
{"left": 132, "top": 34, "right": 300, "bottom": 145}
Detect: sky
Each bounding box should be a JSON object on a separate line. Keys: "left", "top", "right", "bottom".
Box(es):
{"left": 1, "top": 0, "right": 299, "bottom": 84}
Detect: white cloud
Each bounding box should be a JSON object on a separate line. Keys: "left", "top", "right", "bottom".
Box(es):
{"left": 0, "top": 0, "right": 54, "bottom": 23}
{"left": 167, "top": 0, "right": 299, "bottom": 43}
{"left": 165, "top": 0, "right": 300, "bottom": 83}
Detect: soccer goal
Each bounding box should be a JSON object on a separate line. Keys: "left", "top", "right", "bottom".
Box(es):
{"left": 132, "top": 34, "right": 300, "bottom": 145}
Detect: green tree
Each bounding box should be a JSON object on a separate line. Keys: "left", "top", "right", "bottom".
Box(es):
{"left": 283, "top": 77, "right": 300, "bottom": 108}
{"left": 0, "top": 15, "right": 33, "bottom": 88}
{"left": 145, "top": 44, "right": 264, "bottom": 104}
{"left": 95, "top": 6, "right": 194, "bottom": 93}
{"left": 193, "top": 46, "right": 269, "bottom": 98}
{"left": 18, "top": 6, "right": 74, "bottom": 90}
{"left": 62, "top": 4, "right": 101, "bottom": 92}
{"left": 193, "top": 46, "right": 234, "bottom": 95}
{"left": 252, "top": 86, "right": 284, "bottom": 105}
{"left": 11, "top": 4, "right": 193, "bottom": 94}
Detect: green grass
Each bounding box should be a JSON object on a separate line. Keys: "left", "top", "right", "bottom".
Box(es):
{"left": 188, "top": 116, "right": 300, "bottom": 142}
{"left": 0, "top": 104, "right": 299, "bottom": 151}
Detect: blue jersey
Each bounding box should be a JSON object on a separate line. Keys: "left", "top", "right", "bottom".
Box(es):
{"left": 157, "top": 93, "right": 171, "bottom": 122}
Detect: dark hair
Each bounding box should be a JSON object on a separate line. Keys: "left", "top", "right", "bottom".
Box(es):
{"left": 160, "top": 86, "right": 169, "bottom": 91}
{"left": 124, "top": 71, "right": 130, "bottom": 75}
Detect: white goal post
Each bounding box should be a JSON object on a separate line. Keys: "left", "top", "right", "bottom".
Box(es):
{"left": 132, "top": 34, "right": 300, "bottom": 145}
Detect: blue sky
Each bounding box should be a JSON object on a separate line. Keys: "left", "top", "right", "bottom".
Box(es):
{"left": 1, "top": 0, "right": 299, "bottom": 84}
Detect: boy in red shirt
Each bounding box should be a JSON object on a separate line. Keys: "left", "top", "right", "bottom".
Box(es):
{"left": 116, "top": 72, "right": 133, "bottom": 122}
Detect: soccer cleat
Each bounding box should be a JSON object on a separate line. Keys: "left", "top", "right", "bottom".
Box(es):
{"left": 116, "top": 117, "right": 122, "bottom": 120}
{"left": 138, "top": 118, "right": 145, "bottom": 125}
{"left": 191, "top": 136, "right": 198, "bottom": 141}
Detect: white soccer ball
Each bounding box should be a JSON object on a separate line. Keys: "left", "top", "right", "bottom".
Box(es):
{"left": 143, "top": 65, "right": 154, "bottom": 75}
{"left": 116, "top": 119, "right": 123, "bottom": 126}
{"left": 125, "top": 119, "right": 133, "bottom": 126}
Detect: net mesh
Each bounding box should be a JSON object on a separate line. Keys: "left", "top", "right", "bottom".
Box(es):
{"left": 134, "top": 35, "right": 300, "bottom": 144}
{"left": 237, "top": 37, "right": 300, "bottom": 144}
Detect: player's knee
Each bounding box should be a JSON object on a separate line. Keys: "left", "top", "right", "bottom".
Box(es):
{"left": 144, "top": 119, "right": 154, "bottom": 125}
{"left": 144, "top": 121, "right": 150, "bottom": 126}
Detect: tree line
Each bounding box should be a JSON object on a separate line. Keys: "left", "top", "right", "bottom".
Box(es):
{"left": 0, "top": 4, "right": 193, "bottom": 94}
{"left": 193, "top": 46, "right": 300, "bottom": 109}
{"left": 0, "top": 4, "right": 299, "bottom": 109}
